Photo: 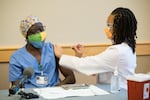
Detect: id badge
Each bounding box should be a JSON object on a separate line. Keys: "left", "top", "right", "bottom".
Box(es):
{"left": 36, "top": 76, "right": 48, "bottom": 85}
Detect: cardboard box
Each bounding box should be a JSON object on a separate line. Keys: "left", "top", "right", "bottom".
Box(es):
{"left": 127, "top": 74, "right": 150, "bottom": 100}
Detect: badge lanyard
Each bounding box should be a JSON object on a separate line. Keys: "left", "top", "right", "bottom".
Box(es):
{"left": 38, "top": 65, "right": 44, "bottom": 76}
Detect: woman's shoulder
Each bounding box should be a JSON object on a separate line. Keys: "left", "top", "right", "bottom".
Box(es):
{"left": 10, "top": 46, "right": 27, "bottom": 60}
{"left": 43, "top": 42, "right": 53, "bottom": 47}
{"left": 43, "top": 42, "right": 54, "bottom": 50}
{"left": 12, "top": 46, "right": 26, "bottom": 55}
{"left": 109, "top": 43, "right": 133, "bottom": 56}
{"left": 109, "top": 42, "right": 129, "bottom": 49}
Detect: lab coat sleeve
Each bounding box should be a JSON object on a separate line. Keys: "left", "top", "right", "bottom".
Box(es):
{"left": 59, "top": 46, "right": 119, "bottom": 75}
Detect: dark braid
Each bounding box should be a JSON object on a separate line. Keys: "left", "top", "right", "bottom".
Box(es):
{"left": 111, "top": 7, "right": 137, "bottom": 53}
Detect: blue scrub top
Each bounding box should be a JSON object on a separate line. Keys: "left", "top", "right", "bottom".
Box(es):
{"left": 9, "top": 42, "right": 59, "bottom": 88}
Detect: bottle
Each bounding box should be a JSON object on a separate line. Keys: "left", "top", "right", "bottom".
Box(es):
{"left": 110, "top": 70, "right": 120, "bottom": 93}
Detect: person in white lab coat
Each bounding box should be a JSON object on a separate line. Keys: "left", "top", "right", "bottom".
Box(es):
{"left": 54, "top": 7, "right": 137, "bottom": 89}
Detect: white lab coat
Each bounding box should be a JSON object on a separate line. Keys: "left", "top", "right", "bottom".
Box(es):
{"left": 59, "top": 43, "right": 137, "bottom": 89}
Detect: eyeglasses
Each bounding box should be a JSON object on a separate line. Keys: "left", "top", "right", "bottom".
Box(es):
{"left": 107, "top": 23, "right": 113, "bottom": 29}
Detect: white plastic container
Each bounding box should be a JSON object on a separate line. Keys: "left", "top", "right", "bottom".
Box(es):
{"left": 110, "top": 70, "right": 120, "bottom": 93}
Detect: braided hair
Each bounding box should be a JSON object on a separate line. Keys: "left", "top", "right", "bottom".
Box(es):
{"left": 111, "top": 7, "right": 137, "bottom": 53}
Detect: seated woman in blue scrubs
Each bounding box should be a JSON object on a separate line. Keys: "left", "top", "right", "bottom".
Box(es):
{"left": 9, "top": 16, "right": 75, "bottom": 88}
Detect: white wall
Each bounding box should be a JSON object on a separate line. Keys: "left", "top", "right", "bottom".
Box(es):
{"left": 0, "top": 0, "right": 150, "bottom": 47}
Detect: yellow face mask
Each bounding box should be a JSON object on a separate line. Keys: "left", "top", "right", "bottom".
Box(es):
{"left": 104, "top": 27, "right": 112, "bottom": 39}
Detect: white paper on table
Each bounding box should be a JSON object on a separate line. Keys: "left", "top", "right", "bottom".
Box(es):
{"left": 33, "top": 84, "right": 109, "bottom": 99}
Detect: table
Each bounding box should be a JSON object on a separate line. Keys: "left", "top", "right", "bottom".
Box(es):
{"left": 0, "top": 84, "right": 127, "bottom": 100}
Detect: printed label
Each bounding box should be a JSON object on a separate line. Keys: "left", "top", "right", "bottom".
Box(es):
{"left": 143, "top": 83, "right": 150, "bottom": 99}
